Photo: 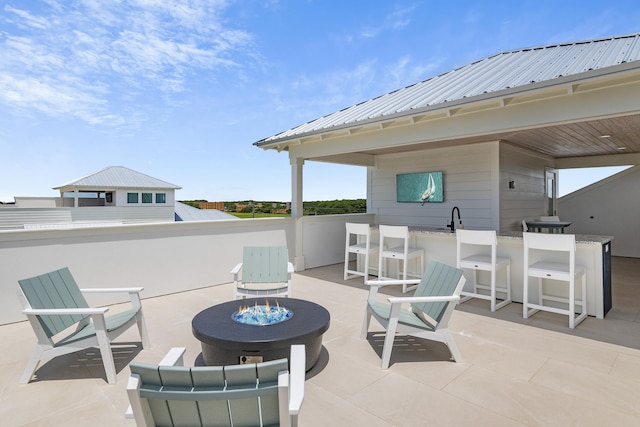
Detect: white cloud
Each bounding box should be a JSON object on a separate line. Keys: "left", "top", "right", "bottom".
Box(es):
{"left": 0, "top": 73, "right": 122, "bottom": 125}
{"left": 4, "top": 6, "right": 50, "bottom": 30}
{"left": 344, "top": 4, "right": 416, "bottom": 43}
{"left": 385, "top": 5, "right": 415, "bottom": 30}
{"left": 0, "top": 1, "right": 253, "bottom": 127}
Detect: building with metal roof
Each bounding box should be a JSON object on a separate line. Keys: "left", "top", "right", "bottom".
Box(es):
{"left": 54, "top": 165, "right": 181, "bottom": 189}
{"left": 257, "top": 33, "right": 640, "bottom": 151}
{"left": 255, "top": 32, "right": 640, "bottom": 267}
{"left": 3, "top": 167, "right": 189, "bottom": 229}
{"left": 1, "top": 166, "right": 238, "bottom": 228}
{"left": 48, "top": 165, "right": 180, "bottom": 219}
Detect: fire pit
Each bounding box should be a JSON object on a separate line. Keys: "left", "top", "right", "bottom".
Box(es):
{"left": 192, "top": 298, "right": 330, "bottom": 370}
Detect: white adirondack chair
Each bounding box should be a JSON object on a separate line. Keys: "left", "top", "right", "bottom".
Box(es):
{"left": 232, "top": 246, "right": 294, "bottom": 299}
{"left": 362, "top": 261, "right": 466, "bottom": 369}
{"left": 17, "top": 267, "right": 149, "bottom": 384}
{"left": 127, "top": 345, "right": 306, "bottom": 427}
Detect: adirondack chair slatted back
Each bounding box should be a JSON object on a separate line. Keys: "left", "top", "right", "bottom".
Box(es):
{"left": 242, "top": 246, "right": 289, "bottom": 284}
{"left": 130, "top": 358, "right": 288, "bottom": 427}
{"left": 411, "top": 261, "right": 464, "bottom": 324}
{"left": 18, "top": 267, "right": 90, "bottom": 338}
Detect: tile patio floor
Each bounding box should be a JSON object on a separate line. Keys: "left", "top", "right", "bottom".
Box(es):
{"left": 1, "top": 257, "right": 640, "bottom": 426}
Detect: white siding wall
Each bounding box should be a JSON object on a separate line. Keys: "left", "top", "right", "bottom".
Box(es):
{"left": 0, "top": 208, "right": 72, "bottom": 230}
{"left": 115, "top": 188, "right": 176, "bottom": 206}
{"left": 558, "top": 166, "right": 640, "bottom": 257}
{"left": 70, "top": 206, "right": 175, "bottom": 223}
{"left": 371, "top": 142, "right": 500, "bottom": 230}
{"left": 499, "top": 143, "right": 554, "bottom": 232}
{"left": 0, "top": 205, "right": 176, "bottom": 228}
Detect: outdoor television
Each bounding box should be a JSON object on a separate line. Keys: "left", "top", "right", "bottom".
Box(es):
{"left": 396, "top": 171, "right": 444, "bottom": 203}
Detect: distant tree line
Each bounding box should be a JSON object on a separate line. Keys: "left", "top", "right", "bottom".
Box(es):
{"left": 179, "top": 199, "right": 366, "bottom": 216}
{"left": 303, "top": 199, "right": 366, "bottom": 215}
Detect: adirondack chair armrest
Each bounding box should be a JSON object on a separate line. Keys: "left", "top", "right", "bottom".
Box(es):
{"left": 365, "top": 279, "right": 422, "bottom": 288}
{"left": 231, "top": 262, "right": 243, "bottom": 285}
{"left": 159, "top": 347, "right": 186, "bottom": 367}
{"left": 288, "top": 344, "right": 306, "bottom": 415}
{"left": 22, "top": 307, "right": 109, "bottom": 316}
{"left": 80, "top": 287, "right": 144, "bottom": 294}
{"left": 81, "top": 287, "right": 144, "bottom": 309}
{"left": 125, "top": 374, "right": 143, "bottom": 420}
{"left": 387, "top": 295, "right": 460, "bottom": 304}
{"left": 231, "top": 263, "right": 243, "bottom": 275}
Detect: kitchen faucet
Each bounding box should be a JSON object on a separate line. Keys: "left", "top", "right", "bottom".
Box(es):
{"left": 448, "top": 206, "right": 462, "bottom": 233}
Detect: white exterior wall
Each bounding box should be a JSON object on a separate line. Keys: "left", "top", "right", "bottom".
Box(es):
{"left": 0, "top": 208, "right": 73, "bottom": 230}
{"left": 499, "top": 143, "right": 555, "bottom": 232}
{"left": 13, "top": 197, "right": 61, "bottom": 208}
{"left": 1, "top": 218, "right": 296, "bottom": 325}
{"left": 302, "top": 213, "right": 376, "bottom": 269}
{"left": 114, "top": 188, "right": 176, "bottom": 206}
{"left": 371, "top": 142, "right": 500, "bottom": 230}
{"left": 0, "top": 206, "right": 176, "bottom": 228}
{"left": 558, "top": 166, "right": 640, "bottom": 257}
{"left": 0, "top": 213, "right": 369, "bottom": 325}
{"left": 70, "top": 206, "right": 175, "bottom": 223}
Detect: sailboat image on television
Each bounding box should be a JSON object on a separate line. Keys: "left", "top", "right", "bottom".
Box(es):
{"left": 420, "top": 173, "right": 436, "bottom": 204}
{"left": 396, "top": 171, "right": 444, "bottom": 203}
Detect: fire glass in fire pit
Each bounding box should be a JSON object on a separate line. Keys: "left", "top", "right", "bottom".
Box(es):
{"left": 232, "top": 300, "right": 293, "bottom": 325}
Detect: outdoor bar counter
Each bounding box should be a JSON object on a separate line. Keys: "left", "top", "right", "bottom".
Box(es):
{"left": 369, "top": 226, "right": 612, "bottom": 319}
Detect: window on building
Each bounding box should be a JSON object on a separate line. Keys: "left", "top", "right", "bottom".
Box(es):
{"left": 156, "top": 193, "right": 166, "bottom": 204}
{"left": 127, "top": 193, "right": 138, "bottom": 203}
{"left": 142, "top": 193, "right": 153, "bottom": 204}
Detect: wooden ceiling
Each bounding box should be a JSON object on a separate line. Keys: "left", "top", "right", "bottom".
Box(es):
{"left": 502, "top": 114, "right": 640, "bottom": 158}
{"left": 354, "top": 113, "right": 640, "bottom": 161}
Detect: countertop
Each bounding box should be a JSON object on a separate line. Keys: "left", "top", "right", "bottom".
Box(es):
{"left": 371, "top": 225, "right": 613, "bottom": 245}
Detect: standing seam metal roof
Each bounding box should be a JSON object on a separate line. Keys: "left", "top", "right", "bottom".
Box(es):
{"left": 53, "top": 166, "right": 181, "bottom": 190}
{"left": 256, "top": 33, "right": 640, "bottom": 145}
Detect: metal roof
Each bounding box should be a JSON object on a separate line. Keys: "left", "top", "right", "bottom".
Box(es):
{"left": 174, "top": 202, "right": 238, "bottom": 221}
{"left": 256, "top": 33, "right": 640, "bottom": 146}
{"left": 53, "top": 166, "right": 181, "bottom": 190}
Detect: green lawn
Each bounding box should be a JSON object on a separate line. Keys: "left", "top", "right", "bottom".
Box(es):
{"left": 229, "top": 212, "right": 290, "bottom": 219}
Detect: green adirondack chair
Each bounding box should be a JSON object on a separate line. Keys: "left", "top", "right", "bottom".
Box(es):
{"left": 361, "top": 260, "right": 466, "bottom": 369}
{"left": 127, "top": 345, "right": 306, "bottom": 427}
{"left": 231, "top": 246, "right": 294, "bottom": 299}
{"left": 17, "top": 267, "right": 150, "bottom": 384}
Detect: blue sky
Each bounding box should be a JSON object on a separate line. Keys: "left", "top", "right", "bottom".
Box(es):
{"left": 1, "top": 1, "right": 638, "bottom": 203}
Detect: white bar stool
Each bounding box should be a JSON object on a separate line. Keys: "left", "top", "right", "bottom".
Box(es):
{"left": 523, "top": 232, "right": 587, "bottom": 329}
{"left": 377, "top": 225, "right": 425, "bottom": 292}
{"left": 344, "top": 222, "right": 379, "bottom": 282}
{"left": 456, "top": 229, "right": 511, "bottom": 312}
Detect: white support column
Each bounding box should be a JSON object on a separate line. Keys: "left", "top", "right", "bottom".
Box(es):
{"left": 74, "top": 190, "right": 79, "bottom": 208}
{"left": 291, "top": 157, "right": 305, "bottom": 271}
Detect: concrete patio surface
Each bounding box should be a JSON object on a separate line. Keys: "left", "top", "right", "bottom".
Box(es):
{"left": 1, "top": 257, "right": 639, "bottom": 426}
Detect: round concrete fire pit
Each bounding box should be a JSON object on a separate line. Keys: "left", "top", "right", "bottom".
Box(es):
{"left": 192, "top": 298, "right": 330, "bottom": 370}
